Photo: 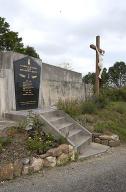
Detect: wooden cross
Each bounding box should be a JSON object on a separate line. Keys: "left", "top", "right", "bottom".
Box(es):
{"left": 90, "top": 35, "right": 105, "bottom": 96}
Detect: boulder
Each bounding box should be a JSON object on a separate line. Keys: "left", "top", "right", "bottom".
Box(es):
{"left": 29, "top": 157, "right": 43, "bottom": 172}
{"left": 0, "top": 163, "right": 14, "bottom": 181}
{"left": 47, "top": 147, "right": 62, "bottom": 157}
{"left": 58, "top": 144, "right": 69, "bottom": 154}
{"left": 13, "top": 159, "right": 23, "bottom": 177}
{"left": 44, "top": 156, "right": 56, "bottom": 168}
{"left": 109, "top": 140, "right": 120, "bottom": 147}
{"left": 56, "top": 153, "right": 69, "bottom": 166}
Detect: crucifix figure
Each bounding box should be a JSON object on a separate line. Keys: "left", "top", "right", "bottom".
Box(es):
{"left": 90, "top": 35, "right": 105, "bottom": 96}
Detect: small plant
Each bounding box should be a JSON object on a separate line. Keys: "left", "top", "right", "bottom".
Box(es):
{"left": 57, "top": 136, "right": 68, "bottom": 145}
{"left": 81, "top": 100, "right": 97, "bottom": 114}
{"left": 0, "top": 136, "right": 12, "bottom": 150}
{"left": 57, "top": 99, "right": 82, "bottom": 117}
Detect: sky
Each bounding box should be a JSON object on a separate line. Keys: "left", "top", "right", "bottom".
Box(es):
{"left": 0, "top": 0, "right": 126, "bottom": 75}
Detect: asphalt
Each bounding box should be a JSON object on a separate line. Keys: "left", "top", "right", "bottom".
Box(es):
{"left": 0, "top": 145, "right": 126, "bottom": 192}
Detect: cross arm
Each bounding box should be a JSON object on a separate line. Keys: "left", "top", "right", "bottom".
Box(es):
{"left": 90, "top": 44, "right": 105, "bottom": 54}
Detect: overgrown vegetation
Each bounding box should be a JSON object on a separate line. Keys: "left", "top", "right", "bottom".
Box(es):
{"left": 0, "top": 112, "right": 68, "bottom": 164}
{"left": 57, "top": 87, "right": 126, "bottom": 141}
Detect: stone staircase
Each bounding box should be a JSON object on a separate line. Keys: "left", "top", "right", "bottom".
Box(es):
{"left": 40, "top": 109, "right": 92, "bottom": 154}
{"left": 4, "top": 109, "right": 109, "bottom": 158}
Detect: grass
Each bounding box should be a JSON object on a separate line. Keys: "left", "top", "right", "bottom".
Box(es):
{"left": 57, "top": 88, "right": 126, "bottom": 141}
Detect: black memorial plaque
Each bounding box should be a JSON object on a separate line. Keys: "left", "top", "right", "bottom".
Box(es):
{"left": 14, "top": 57, "right": 41, "bottom": 110}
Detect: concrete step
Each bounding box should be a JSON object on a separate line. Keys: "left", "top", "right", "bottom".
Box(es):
{"left": 41, "top": 110, "right": 62, "bottom": 120}
{"left": 79, "top": 143, "right": 110, "bottom": 159}
{"left": 49, "top": 116, "right": 65, "bottom": 122}
{"left": 60, "top": 125, "right": 82, "bottom": 138}
{"left": 0, "top": 120, "right": 17, "bottom": 130}
{"left": 50, "top": 117, "right": 70, "bottom": 127}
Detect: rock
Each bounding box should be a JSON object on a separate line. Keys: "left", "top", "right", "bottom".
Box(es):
{"left": 47, "top": 147, "right": 62, "bottom": 157}
{"left": 101, "top": 140, "right": 109, "bottom": 146}
{"left": 0, "top": 163, "right": 14, "bottom": 181}
{"left": 109, "top": 140, "right": 120, "bottom": 147}
{"left": 22, "top": 158, "right": 30, "bottom": 165}
{"left": 13, "top": 159, "right": 23, "bottom": 177}
{"left": 58, "top": 144, "right": 69, "bottom": 154}
{"left": 99, "top": 135, "right": 112, "bottom": 140}
{"left": 92, "top": 133, "right": 101, "bottom": 142}
{"left": 29, "top": 157, "right": 43, "bottom": 172}
{"left": 111, "top": 134, "right": 119, "bottom": 141}
{"left": 22, "top": 165, "right": 29, "bottom": 175}
{"left": 39, "top": 153, "right": 49, "bottom": 159}
{"left": 56, "top": 153, "right": 69, "bottom": 166}
{"left": 44, "top": 156, "right": 56, "bottom": 168}
{"left": 68, "top": 145, "right": 74, "bottom": 152}
{"left": 99, "top": 134, "right": 119, "bottom": 141}
{"left": 94, "top": 138, "right": 101, "bottom": 144}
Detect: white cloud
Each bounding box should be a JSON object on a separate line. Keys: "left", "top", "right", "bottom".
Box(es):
{"left": 1, "top": 0, "right": 126, "bottom": 75}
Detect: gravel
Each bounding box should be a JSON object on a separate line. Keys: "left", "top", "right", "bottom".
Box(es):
{"left": 0, "top": 145, "right": 126, "bottom": 192}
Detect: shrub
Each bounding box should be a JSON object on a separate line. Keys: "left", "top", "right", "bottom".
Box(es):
{"left": 26, "top": 133, "right": 55, "bottom": 154}
{"left": 93, "top": 95, "right": 109, "bottom": 109}
{"left": 110, "top": 102, "right": 126, "bottom": 114}
{"left": 0, "top": 136, "right": 12, "bottom": 147}
{"left": 81, "top": 100, "right": 97, "bottom": 114}
{"left": 57, "top": 99, "right": 82, "bottom": 117}
{"left": 102, "top": 87, "right": 126, "bottom": 102}
{"left": 94, "top": 121, "right": 115, "bottom": 133}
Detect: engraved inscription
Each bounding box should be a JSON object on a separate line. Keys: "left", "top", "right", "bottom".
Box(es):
{"left": 14, "top": 57, "right": 41, "bottom": 110}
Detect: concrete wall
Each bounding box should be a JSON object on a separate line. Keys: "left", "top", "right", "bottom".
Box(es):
{"left": 0, "top": 52, "right": 92, "bottom": 118}
{"left": 42, "top": 63, "right": 91, "bottom": 106}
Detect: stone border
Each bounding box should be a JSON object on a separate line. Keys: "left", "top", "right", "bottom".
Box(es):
{"left": 92, "top": 133, "right": 120, "bottom": 147}
{"left": 0, "top": 144, "right": 76, "bottom": 182}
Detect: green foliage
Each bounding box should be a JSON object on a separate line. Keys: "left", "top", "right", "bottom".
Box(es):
{"left": 57, "top": 99, "right": 82, "bottom": 117}
{"left": 94, "top": 121, "right": 113, "bottom": 133}
{"left": 83, "top": 62, "right": 126, "bottom": 90}
{"left": 57, "top": 136, "right": 68, "bottom": 145}
{"left": 26, "top": 133, "right": 55, "bottom": 154}
{"left": 0, "top": 17, "right": 39, "bottom": 58}
{"left": 83, "top": 72, "right": 95, "bottom": 85}
{"left": 108, "top": 61, "right": 126, "bottom": 88}
{"left": 81, "top": 101, "right": 97, "bottom": 114}
{"left": 108, "top": 102, "right": 126, "bottom": 114}
{"left": 93, "top": 94, "right": 109, "bottom": 109}
{"left": 24, "top": 46, "right": 39, "bottom": 58}
{"left": 101, "top": 87, "right": 126, "bottom": 102}
{"left": 0, "top": 136, "right": 12, "bottom": 147}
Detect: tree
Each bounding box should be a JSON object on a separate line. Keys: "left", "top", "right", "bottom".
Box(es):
{"left": 0, "top": 17, "right": 39, "bottom": 58}
{"left": 108, "top": 61, "right": 126, "bottom": 88}
{"left": 0, "top": 17, "right": 24, "bottom": 52}
{"left": 24, "top": 46, "right": 39, "bottom": 58}
{"left": 83, "top": 72, "right": 95, "bottom": 85}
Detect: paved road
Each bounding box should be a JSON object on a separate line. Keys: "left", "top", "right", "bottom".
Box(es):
{"left": 0, "top": 146, "right": 126, "bottom": 192}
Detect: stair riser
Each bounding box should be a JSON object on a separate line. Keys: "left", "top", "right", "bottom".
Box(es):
{"left": 78, "top": 138, "right": 92, "bottom": 154}
{"left": 59, "top": 124, "right": 79, "bottom": 137}
{"left": 50, "top": 118, "right": 71, "bottom": 128}
{"left": 5, "top": 113, "right": 25, "bottom": 121}
{"left": 42, "top": 110, "right": 62, "bottom": 120}
{"left": 69, "top": 131, "right": 90, "bottom": 144}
